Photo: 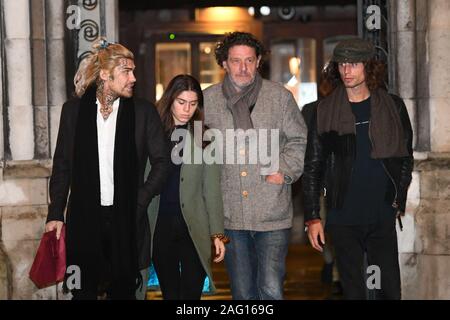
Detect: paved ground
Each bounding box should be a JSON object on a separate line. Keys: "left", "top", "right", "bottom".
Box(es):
{"left": 147, "top": 244, "right": 341, "bottom": 300}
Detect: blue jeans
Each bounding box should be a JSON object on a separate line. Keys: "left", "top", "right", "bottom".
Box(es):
{"left": 224, "top": 229, "right": 290, "bottom": 300}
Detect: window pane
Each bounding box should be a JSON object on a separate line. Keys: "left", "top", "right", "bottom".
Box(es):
{"left": 270, "top": 39, "right": 317, "bottom": 108}
{"left": 155, "top": 43, "right": 191, "bottom": 101}
{"left": 270, "top": 42, "right": 296, "bottom": 84}
{"left": 199, "top": 42, "right": 225, "bottom": 90}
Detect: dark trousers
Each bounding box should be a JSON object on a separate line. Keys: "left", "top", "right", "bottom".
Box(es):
{"left": 327, "top": 218, "right": 401, "bottom": 300}
{"left": 72, "top": 206, "right": 134, "bottom": 300}
{"left": 152, "top": 213, "right": 206, "bottom": 300}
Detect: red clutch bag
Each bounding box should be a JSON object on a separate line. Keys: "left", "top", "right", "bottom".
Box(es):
{"left": 29, "top": 225, "right": 66, "bottom": 289}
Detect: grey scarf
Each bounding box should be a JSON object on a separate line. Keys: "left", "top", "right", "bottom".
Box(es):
{"left": 317, "top": 85, "right": 409, "bottom": 159}
{"left": 222, "top": 73, "right": 263, "bottom": 130}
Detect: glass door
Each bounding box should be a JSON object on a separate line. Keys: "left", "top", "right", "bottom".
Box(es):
{"left": 155, "top": 42, "right": 192, "bottom": 101}
{"left": 151, "top": 35, "right": 224, "bottom": 102}
{"left": 270, "top": 38, "right": 317, "bottom": 108}
{"left": 199, "top": 42, "right": 225, "bottom": 90}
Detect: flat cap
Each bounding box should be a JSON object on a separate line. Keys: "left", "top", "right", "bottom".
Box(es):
{"left": 332, "top": 38, "right": 375, "bottom": 63}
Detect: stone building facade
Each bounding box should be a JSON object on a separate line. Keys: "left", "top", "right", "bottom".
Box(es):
{"left": 0, "top": 0, "right": 449, "bottom": 299}
{"left": 0, "top": 0, "right": 117, "bottom": 299}
{"left": 391, "top": 0, "right": 450, "bottom": 300}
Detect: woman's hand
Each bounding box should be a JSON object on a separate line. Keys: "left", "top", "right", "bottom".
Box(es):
{"left": 212, "top": 237, "right": 226, "bottom": 263}
{"left": 45, "top": 221, "right": 64, "bottom": 240}
{"left": 265, "top": 172, "right": 284, "bottom": 185}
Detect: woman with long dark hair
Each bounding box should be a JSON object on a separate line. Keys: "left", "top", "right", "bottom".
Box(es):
{"left": 146, "top": 74, "right": 227, "bottom": 299}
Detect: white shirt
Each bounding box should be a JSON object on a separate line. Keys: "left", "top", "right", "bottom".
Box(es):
{"left": 96, "top": 98, "right": 120, "bottom": 206}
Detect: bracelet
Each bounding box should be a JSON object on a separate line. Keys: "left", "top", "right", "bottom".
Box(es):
{"left": 305, "top": 219, "right": 321, "bottom": 227}
{"left": 211, "top": 233, "right": 230, "bottom": 244}
{"left": 304, "top": 219, "right": 321, "bottom": 232}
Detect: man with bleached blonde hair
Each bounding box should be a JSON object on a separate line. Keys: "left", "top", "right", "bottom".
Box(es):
{"left": 46, "top": 39, "right": 169, "bottom": 299}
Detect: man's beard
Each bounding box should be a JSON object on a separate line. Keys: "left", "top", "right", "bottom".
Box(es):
{"left": 229, "top": 73, "right": 256, "bottom": 91}
{"left": 122, "top": 86, "right": 134, "bottom": 98}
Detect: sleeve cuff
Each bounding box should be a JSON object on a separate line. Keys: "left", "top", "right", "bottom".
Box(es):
{"left": 284, "top": 174, "right": 293, "bottom": 184}
{"left": 305, "top": 219, "right": 321, "bottom": 227}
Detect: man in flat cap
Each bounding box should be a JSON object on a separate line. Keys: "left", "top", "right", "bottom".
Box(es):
{"left": 302, "top": 38, "right": 414, "bottom": 299}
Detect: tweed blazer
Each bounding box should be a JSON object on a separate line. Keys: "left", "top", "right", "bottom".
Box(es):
{"left": 203, "top": 79, "right": 307, "bottom": 231}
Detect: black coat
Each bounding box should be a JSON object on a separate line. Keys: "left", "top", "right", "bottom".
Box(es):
{"left": 301, "top": 100, "right": 319, "bottom": 130}
{"left": 302, "top": 94, "right": 414, "bottom": 223}
{"left": 47, "top": 94, "right": 170, "bottom": 271}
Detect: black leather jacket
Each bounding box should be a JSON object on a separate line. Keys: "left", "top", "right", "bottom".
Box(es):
{"left": 302, "top": 94, "right": 414, "bottom": 223}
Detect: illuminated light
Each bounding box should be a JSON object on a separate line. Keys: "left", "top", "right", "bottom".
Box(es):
{"left": 156, "top": 83, "right": 164, "bottom": 101}
{"left": 169, "top": 33, "right": 176, "bottom": 40}
{"left": 260, "top": 6, "right": 271, "bottom": 16}
{"left": 289, "top": 57, "right": 301, "bottom": 76}
{"left": 196, "top": 7, "right": 252, "bottom": 22}
{"left": 248, "top": 7, "right": 255, "bottom": 16}
{"left": 204, "top": 46, "right": 211, "bottom": 54}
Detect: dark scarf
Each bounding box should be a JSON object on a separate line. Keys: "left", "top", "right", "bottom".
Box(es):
{"left": 317, "top": 85, "right": 409, "bottom": 159}
{"left": 222, "top": 73, "right": 263, "bottom": 130}
{"left": 67, "top": 85, "right": 139, "bottom": 299}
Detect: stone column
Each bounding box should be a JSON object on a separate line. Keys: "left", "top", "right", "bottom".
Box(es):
{"left": 392, "top": 0, "right": 417, "bottom": 148}
{"left": 391, "top": 1, "right": 421, "bottom": 299}
{"left": 399, "top": 0, "right": 450, "bottom": 300}
{"left": 4, "top": 0, "right": 34, "bottom": 160}
{"left": 428, "top": 0, "right": 450, "bottom": 152}
{"left": 46, "top": 0, "right": 67, "bottom": 157}
{"left": 415, "top": 0, "right": 430, "bottom": 151}
{"left": 105, "top": 0, "right": 119, "bottom": 42}
{"left": 31, "top": 0, "right": 49, "bottom": 159}
{"left": 0, "top": 9, "right": 4, "bottom": 161}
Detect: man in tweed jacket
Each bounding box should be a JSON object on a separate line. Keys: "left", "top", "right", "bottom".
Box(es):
{"left": 203, "top": 32, "right": 307, "bottom": 300}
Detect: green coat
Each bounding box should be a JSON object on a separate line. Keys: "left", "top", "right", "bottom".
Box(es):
{"left": 145, "top": 132, "right": 224, "bottom": 293}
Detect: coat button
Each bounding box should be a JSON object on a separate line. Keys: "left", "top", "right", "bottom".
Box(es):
{"left": 181, "top": 177, "right": 184, "bottom": 182}
{"left": 182, "top": 203, "right": 185, "bottom": 208}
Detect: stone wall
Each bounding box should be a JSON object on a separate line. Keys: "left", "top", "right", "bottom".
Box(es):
{"left": 0, "top": 0, "right": 118, "bottom": 300}
{"left": 0, "top": 0, "right": 67, "bottom": 300}
{"left": 0, "top": 161, "right": 60, "bottom": 299}
{"left": 4, "top": 0, "right": 35, "bottom": 160}
{"left": 391, "top": 0, "right": 450, "bottom": 300}
{"left": 400, "top": 153, "right": 450, "bottom": 299}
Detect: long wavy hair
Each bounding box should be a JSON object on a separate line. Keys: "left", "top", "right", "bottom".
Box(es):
{"left": 156, "top": 74, "right": 209, "bottom": 148}
{"left": 74, "top": 38, "right": 134, "bottom": 97}
{"left": 321, "top": 58, "right": 387, "bottom": 92}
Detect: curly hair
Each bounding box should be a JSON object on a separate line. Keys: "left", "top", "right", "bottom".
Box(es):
{"left": 74, "top": 38, "right": 134, "bottom": 97}
{"left": 214, "top": 32, "right": 268, "bottom": 68}
{"left": 322, "top": 58, "right": 387, "bottom": 92}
